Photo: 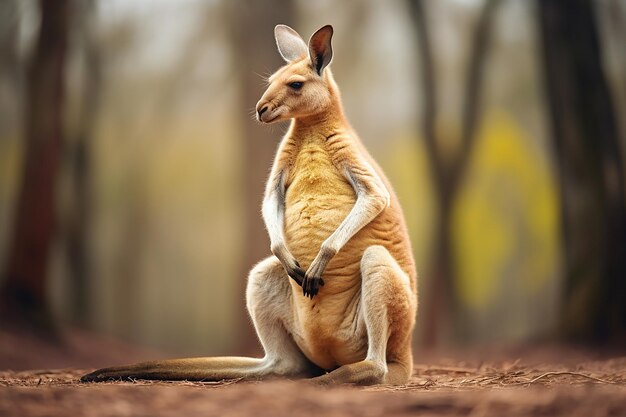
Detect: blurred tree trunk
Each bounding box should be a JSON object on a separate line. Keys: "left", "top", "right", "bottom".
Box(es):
{"left": 409, "top": 0, "right": 501, "bottom": 345}
{"left": 0, "top": 0, "right": 69, "bottom": 331}
{"left": 0, "top": 0, "right": 22, "bottom": 133}
{"left": 538, "top": 0, "right": 626, "bottom": 342}
{"left": 230, "top": 1, "right": 296, "bottom": 354}
{"left": 65, "top": 0, "right": 101, "bottom": 325}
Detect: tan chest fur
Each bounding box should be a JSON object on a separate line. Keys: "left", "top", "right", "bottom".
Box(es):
{"left": 284, "top": 137, "right": 354, "bottom": 266}
{"left": 283, "top": 137, "right": 368, "bottom": 369}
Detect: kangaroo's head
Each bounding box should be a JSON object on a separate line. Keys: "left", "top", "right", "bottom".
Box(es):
{"left": 256, "top": 24, "right": 334, "bottom": 124}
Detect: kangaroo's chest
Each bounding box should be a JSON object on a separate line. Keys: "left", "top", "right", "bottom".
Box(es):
{"left": 284, "top": 140, "right": 355, "bottom": 266}
{"left": 284, "top": 139, "right": 367, "bottom": 370}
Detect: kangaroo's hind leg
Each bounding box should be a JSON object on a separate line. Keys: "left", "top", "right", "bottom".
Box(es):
{"left": 82, "top": 256, "right": 320, "bottom": 382}
{"left": 312, "top": 245, "right": 416, "bottom": 386}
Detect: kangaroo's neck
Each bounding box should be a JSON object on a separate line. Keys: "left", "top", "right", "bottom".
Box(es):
{"left": 290, "top": 70, "right": 350, "bottom": 139}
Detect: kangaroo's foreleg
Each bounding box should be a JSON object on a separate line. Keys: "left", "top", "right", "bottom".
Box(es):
{"left": 312, "top": 245, "right": 416, "bottom": 385}
{"left": 82, "top": 257, "right": 320, "bottom": 382}
{"left": 263, "top": 168, "right": 306, "bottom": 285}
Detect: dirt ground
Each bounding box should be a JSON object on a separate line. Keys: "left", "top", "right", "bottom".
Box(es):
{"left": 1, "top": 328, "right": 625, "bottom": 417}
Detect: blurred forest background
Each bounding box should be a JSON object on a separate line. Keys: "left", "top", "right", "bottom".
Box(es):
{"left": 0, "top": 0, "right": 625, "bottom": 360}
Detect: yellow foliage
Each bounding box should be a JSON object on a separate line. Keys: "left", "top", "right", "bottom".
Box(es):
{"left": 453, "top": 112, "right": 559, "bottom": 310}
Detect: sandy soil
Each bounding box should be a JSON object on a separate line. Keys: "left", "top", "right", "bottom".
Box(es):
{"left": 1, "top": 328, "right": 625, "bottom": 417}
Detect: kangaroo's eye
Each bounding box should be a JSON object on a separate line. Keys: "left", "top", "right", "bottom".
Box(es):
{"left": 288, "top": 81, "right": 303, "bottom": 90}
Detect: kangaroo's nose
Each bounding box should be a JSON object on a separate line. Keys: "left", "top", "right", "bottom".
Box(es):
{"left": 257, "top": 106, "right": 268, "bottom": 118}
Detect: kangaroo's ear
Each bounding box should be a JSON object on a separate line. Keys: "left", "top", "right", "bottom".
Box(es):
{"left": 275, "top": 25, "right": 308, "bottom": 62}
{"left": 308, "top": 25, "right": 333, "bottom": 75}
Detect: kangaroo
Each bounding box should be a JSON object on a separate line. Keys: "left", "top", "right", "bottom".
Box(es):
{"left": 82, "top": 24, "right": 417, "bottom": 386}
